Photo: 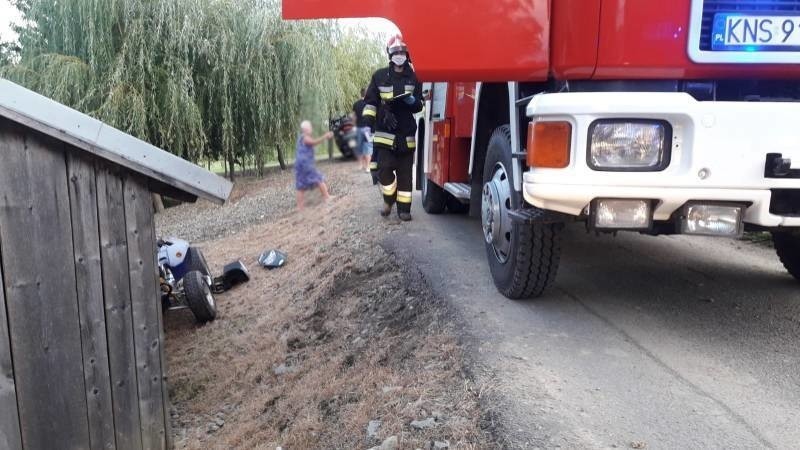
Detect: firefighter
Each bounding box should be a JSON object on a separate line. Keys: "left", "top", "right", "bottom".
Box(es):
{"left": 363, "top": 34, "right": 423, "bottom": 221}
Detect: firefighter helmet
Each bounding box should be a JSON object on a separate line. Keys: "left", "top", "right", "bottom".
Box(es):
{"left": 386, "top": 34, "right": 409, "bottom": 56}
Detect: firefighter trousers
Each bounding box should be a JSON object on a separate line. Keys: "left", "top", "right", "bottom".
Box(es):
{"left": 376, "top": 148, "right": 414, "bottom": 214}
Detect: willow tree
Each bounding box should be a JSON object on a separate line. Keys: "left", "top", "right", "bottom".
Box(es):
{"left": 2, "top": 0, "right": 384, "bottom": 179}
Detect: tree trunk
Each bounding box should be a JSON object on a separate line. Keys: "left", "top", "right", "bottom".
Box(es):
{"left": 152, "top": 193, "right": 166, "bottom": 213}
{"left": 228, "top": 152, "right": 236, "bottom": 182}
{"left": 277, "top": 145, "right": 287, "bottom": 170}
{"left": 328, "top": 115, "right": 334, "bottom": 160}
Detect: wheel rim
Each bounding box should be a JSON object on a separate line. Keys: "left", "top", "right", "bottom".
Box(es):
{"left": 482, "top": 163, "right": 513, "bottom": 264}
{"left": 203, "top": 275, "right": 215, "bottom": 309}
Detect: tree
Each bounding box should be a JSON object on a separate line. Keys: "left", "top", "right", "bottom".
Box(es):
{"left": 1, "top": 0, "right": 384, "bottom": 179}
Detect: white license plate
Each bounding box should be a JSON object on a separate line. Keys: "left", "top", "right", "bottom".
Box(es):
{"left": 712, "top": 14, "right": 800, "bottom": 50}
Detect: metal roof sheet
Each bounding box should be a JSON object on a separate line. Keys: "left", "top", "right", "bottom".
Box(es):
{"left": 0, "top": 78, "right": 232, "bottom": 204}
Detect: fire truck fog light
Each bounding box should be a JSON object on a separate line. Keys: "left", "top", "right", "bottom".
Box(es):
{"left": 589, "top": 120, "right": 669, "bottom": 171}
{"left": 593, "top": 199, "right": 652, "bottom": 229}
{"left": 680, "top": 204, "right": 744, "bottom": 237}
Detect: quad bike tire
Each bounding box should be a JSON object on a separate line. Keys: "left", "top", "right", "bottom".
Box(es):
{"left": 482, "top": 125, "right": 563, "bottom": 299}
{"left": 184, "top": 270, "right": 217, "bottom": 323}
{"left": 772, "top": 230, "right": 800, "bottom": 281}
{"left": 184, "top": 247, "right": 211, "bottom": 277}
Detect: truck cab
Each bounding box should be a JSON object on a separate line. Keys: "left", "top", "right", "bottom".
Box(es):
{"left": 285, "top": 0, "right": 800, "bottom": 299}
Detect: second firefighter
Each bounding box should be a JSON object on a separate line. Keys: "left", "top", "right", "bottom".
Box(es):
{"left": 363, "top": 34, "right": 423, "bottom": 221}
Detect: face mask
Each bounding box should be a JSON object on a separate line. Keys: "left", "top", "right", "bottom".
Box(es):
{"left": 391, "top": 54, "right": 407, "bottom": 66}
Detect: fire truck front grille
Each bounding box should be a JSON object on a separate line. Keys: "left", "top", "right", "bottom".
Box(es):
{"left": 700, "top": 0, "right": 800, "bottom": 50}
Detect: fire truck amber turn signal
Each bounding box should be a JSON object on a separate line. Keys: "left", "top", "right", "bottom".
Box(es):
{"left": 527, "top": 121, "right": 571, "bottom": 168}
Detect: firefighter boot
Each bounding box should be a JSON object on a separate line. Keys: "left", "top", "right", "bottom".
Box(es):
{"left": 396, "top": 188, "right": 413, "bottom": 221}
{"left": 369, "top": 153, "right": 380, "bottom": 185}
{"left": 379, "top": 172, "right": 398, "bottom": 218}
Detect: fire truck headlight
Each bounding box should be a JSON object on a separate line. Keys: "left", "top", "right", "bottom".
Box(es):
{"left": 588, "top": 120, "right": 671, "bottom": 171}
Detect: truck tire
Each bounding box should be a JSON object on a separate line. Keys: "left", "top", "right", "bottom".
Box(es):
{"left": 184, "top": 270, "right": 217, "bottom": 323}
{"left": 772, "top": 230, "right": 800, "bottom": 280}
{"left": 446, "top": 196, "right": 469, "bottom": 214}
{"left": 422, "top": 176, "right": 447, "bottom": 214}
{"left": 184, "top": 247, "right": 211, "bottom": 277}
{"left": 482, "top": 125, "right": 563, "bottom": 299}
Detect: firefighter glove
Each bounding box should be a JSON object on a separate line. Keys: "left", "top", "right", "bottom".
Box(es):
{"left": 382, "top": 109, "right": 398, "bottom": 131}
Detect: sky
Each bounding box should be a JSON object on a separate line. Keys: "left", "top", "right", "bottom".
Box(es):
{"left": 0, "top": 0, "right": 21, "bottom": 42}
{"left": 0, "top": 1, "right": 398, "bottom": 42}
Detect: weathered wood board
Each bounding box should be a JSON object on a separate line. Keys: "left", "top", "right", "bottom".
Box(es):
{"left": 96, "top": 165, "right": 144, "bottom": 450}
{"left": 124, "top": 177, "right": 167, "bottom": 450}
{"left": 67, "top": 153, "right": 118, "bottom": 450}
{"left": 0, "top": 121, "right": 90, "bottom": 449}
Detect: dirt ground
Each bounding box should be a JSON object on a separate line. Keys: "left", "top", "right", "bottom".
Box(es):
{"left": 158, "top": 161, "right": 495, "bottom": 449}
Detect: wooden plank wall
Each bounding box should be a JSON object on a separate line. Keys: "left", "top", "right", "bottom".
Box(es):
{"left": 0, "top": 127, "right": 22, "bottom": 449}
{"left": 67, "top": 153, "right": 118, "bottom": 450}
{"left": 0, "top": 119, "right": 170, "bottom": 449}
{"left": 124, "top": 177, "right": 167, "bottom": 450}
{"left": 0, "top": 121, "right": 91, "bottom": 448}
{"left": 97, "top": 165, "right": 145, "bottom": 450}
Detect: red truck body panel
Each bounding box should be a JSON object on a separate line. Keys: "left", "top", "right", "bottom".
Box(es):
{"left": 285, "top": 0, "right": 800, "bottom": 81}
{"left": 430, "top": 86, "right": 471, "bottom": 186}
{"left": 550, "top": 0, "right": 601, "bottom": 79}
{"left": 452, "top": 83, "right": 476, "bottom": 139}
{"left": 431, "top": 120, "right": 451, "bottom": 186}
{"left": 282, "top": 0, "right": 551, "bottom": 82}
{"left": 594, "top": 0, "right": 800, "bottom": 79}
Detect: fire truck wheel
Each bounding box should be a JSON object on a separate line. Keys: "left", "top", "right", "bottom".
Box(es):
{"left": 482, "top": 125, "right": 563, "bottom": 299}
{"left": 446, "top": 196, "right": 469, "bottom": 214}
{"left": 772, "top": 230, "right": 800, "bottom": 281}
{"left": 422, "top": 176, "right": 447, "bottom": 214}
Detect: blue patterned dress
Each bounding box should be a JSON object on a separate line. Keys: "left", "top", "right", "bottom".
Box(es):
{"left": 294, "top": 134, "right": 324, "bottom": 190}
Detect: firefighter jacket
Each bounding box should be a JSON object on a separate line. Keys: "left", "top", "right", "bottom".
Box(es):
{"left": 363, "top": 65, "right": 424, "bottom": 153}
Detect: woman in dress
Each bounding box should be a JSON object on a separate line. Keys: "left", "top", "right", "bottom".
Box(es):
{"left": 295, "top": 120, "right": 333, "bottom": 210}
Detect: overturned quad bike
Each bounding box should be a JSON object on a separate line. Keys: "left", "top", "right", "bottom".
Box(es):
{"left": 329, "top": 114, "right": 359, "bottom": 158}
{"left": 157, "top": 238, "right": 250, "bottom": 323}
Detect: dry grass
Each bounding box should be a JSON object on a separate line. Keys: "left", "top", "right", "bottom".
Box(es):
{"left": 163, "top": 165, "right": 493, "bottom": 449}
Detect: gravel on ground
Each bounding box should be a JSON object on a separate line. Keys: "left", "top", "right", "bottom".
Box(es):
{"left": 157, "top": 161, "right": 495, "bottom": 449}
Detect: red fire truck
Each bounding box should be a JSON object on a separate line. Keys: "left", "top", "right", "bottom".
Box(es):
{"left": 284, "top": 0, "right": 800, "bottom": 299}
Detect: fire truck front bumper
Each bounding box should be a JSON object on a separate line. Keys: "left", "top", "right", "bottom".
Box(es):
{"left": 522, "top": 92, "right": 800, "bottom": 230}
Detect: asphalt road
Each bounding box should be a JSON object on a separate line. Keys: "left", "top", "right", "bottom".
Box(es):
{"left": 389, "top": 197, "right": 800, "bottom": 449}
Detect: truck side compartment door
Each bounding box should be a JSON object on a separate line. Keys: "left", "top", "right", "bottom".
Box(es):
{"left": 429, "top": 83, "right": 450, "bottom": 186}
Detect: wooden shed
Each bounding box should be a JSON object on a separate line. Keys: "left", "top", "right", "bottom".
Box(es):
{"left": 0, "top": 79, "right": 232, "bottom": 450}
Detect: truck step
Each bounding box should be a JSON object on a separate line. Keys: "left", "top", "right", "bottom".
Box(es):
{"left": 508, "top": 208, "right": 571, "bottom": 224}
{"left": 444, "top": 182, "right": 471, "bottom": 200}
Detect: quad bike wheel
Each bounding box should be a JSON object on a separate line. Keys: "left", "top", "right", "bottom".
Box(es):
{"left": 184, "top": 247, "right": 211, "bottom": 277}
{"left": 184, "top": 270, "right": 217, "bottom": 323}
